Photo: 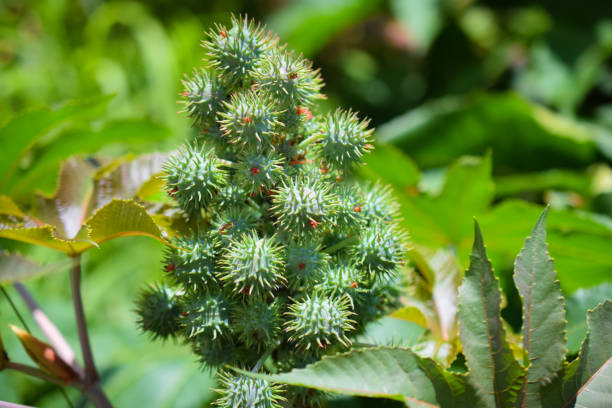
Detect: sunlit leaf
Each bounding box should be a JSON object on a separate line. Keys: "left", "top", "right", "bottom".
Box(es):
{"left": 10, "top": 325, "right": 79, "bottom": 383}
{"left": 0, "top": 95, "right": 113, "bottom": 191}
{"left": 29, "top": 157, "right": 98, "bottom": 240}
{"left": 85, "top": 199, "right": 168, "bottom": 247}
{"left": 391, "top": 306, "right": 428, "bottom": 328}
{"left": 0, "top": 200, "right": 169, "bottom": 255}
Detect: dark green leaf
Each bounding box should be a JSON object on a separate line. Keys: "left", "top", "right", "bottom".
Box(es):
{"left": 513, "top": 208, "right": 567, "bottom": 408}
{"left": 457, "top": 221, "right": 524, "bottom": 407}
{"left": 560, "top": 301, "right": 612, "bottom": 406}
{"left": 566, "top": 283, "right": 612, "bottom": 353}
{"left": 377, "top": 93, "right": 606, "bottom": 171}
{"left": 240, "top": 346, "right": 476, "bottom": 407}
{"left": 267, "top": 0, "right": 383, "bottom": 56}
{"left": 573, "top": 357, "right": 612, "bottom": 408}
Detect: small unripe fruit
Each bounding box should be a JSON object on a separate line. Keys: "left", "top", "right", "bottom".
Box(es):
{"left": 317, "top": 109, "right": 373, "bottom": 172}
{"left": 218, "top": 232, "right": 286, "bottom": 297}
{"left": 164, "top": 144, "right": 228, "bottom": 215}
{"left": 214, "top": 371, "right": 286, "bottom": 408}
{"left": 285, "top": 293, "right": 355, "bottom": 351}
{"left": 135, "top": 284, "right": 181, "bottom": 340}
{"left": 271, "top": 176, "right": 339, "bottom": 236}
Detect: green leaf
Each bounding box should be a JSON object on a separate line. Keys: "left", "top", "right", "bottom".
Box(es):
{"left": 87, "top": 153, "right": 168, "bottom": 212}
{"left": 85, "top": 198, "right": 167, "bottom": 247}
{"left": 573, "top": 357, "right": 612, "bottom": 408}
{"left": 0, "top": 95, "right": 113, "bottom": 190}
{"left": 566, "top": 283, "right": 612, "bottom": 353}
{"left": 495, "top": 169, "right": 591, "bottom": 198}
{"left": 457, "top": 221, "right": 524, "bottom": 407}
{"left": 391, "top": 306, "right": 428, "bottom": 329}
{"left": 240, "top": 346, "right": 476, "bottom": 407}
{"left": 359, "top": 142, "right": 420, "bottom": 193}
{"left": 7, "top": 119, "right": 170, "bottom": 196}
{"left": 0, "top": 199, "right": 169, "bottom": 255}
{"left": 377, "top": 93, "right": 606, "bottom": 171}
{"left": 558, "top": 301, "right": 612, "bottom": 407}
{"left": 29, "top": 157, "right": 98, "bottom": 240}
{"left": 0, "top": 329, "right": 8, "bottom": 371}
{"left": 397, "top": 154, "right": 494, "bottom": 250}
{"left": 390, "top": 0, "right": 444, "bottom": 53}
{"left": 481, "top": 201, "right": 612, "bottom": 294}
{"left": 513, "top": 208, "right": 567, "bottom": 408}
{"left": 0, "top": 252, "right": 71, "bottom": 284}
{"left": 267, "top": 0, "right": 382, "bottom": 56}
{"left": 395, "top": 247, "right": 463, "bottom": 366}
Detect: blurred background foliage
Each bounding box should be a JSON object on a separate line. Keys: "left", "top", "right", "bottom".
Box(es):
{"left": 1, "top": 0, "right": 612, "bottom": 406}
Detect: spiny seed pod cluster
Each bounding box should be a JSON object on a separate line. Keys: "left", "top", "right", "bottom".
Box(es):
{"left": 136, "top": 15, "right": 407, "bottom": 408}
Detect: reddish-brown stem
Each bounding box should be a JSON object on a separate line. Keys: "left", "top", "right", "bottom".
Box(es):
{"left": 70, "top": 255, "right": 98, "bottom": 382}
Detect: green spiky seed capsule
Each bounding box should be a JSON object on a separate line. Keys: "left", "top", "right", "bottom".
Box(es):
{"left": 182, "top": 68, "right": 227, "bottom": 127}
{"left": 285, "top": 241, "right": 329, "bottom": 290}
{"left": 318, "top": 109, "right": 373, "bottom": 172}
{"left": 218, "top": 232, "right": 286, "bottom": 297}
{"left": 135, "top": 284, "right": 181, "bottom": 340}
{"left": 164, "top": 144, "right": 228, "bottom": 215}
{"left": 214, "top": 371, "right": 285, "bottom": 408}
{"left": 271, "top": 176, "right": 339, "bottom": 236}
{"left": 205, "top": 16, "right": 275, "bottom": 84}
{"left": 285, "top": 293, "right": 355, "bottom": 351}
{"left": 253, "top": 50, "right": 324, "bottom": 107}
{"left": 351, "top": 222, "right": 407, "bottom": 276}
{"left": 232, "top": 299, "right": 282, "bottom": 350}
{"left": 164, "top": 233, "right": 220, "bottom": 292}
{"left": 219, "top": 90, "right": 283, "bottom": 150}
{"left": 181, "top": 292, "right": 232, "bottom": 340}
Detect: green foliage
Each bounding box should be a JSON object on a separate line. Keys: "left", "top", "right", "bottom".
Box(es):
{"left": 251, "top": 210, "right": 612, "bottom": 408}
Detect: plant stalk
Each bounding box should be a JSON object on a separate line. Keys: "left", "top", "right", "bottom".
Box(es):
{"left": 70, "top": 255, "right": 98, "bottom": 382}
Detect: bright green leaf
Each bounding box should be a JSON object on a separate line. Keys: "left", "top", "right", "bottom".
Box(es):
{"left": 457, "top": 221, "right": 524, "bottom": 407}
{"left": 360, "top": 142, "right": 420, "bottom": 193}
{"left": 85, "top": 199, "right": 168, "bottom": 248}
{"left": 7, "top": 119, "right": 170, "bottom": 196}
{"left": 0, "top": 95, "right": 113, "bottom": 190}
{"left": 513, "top": 208, "right": 567, "bottom": 408}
